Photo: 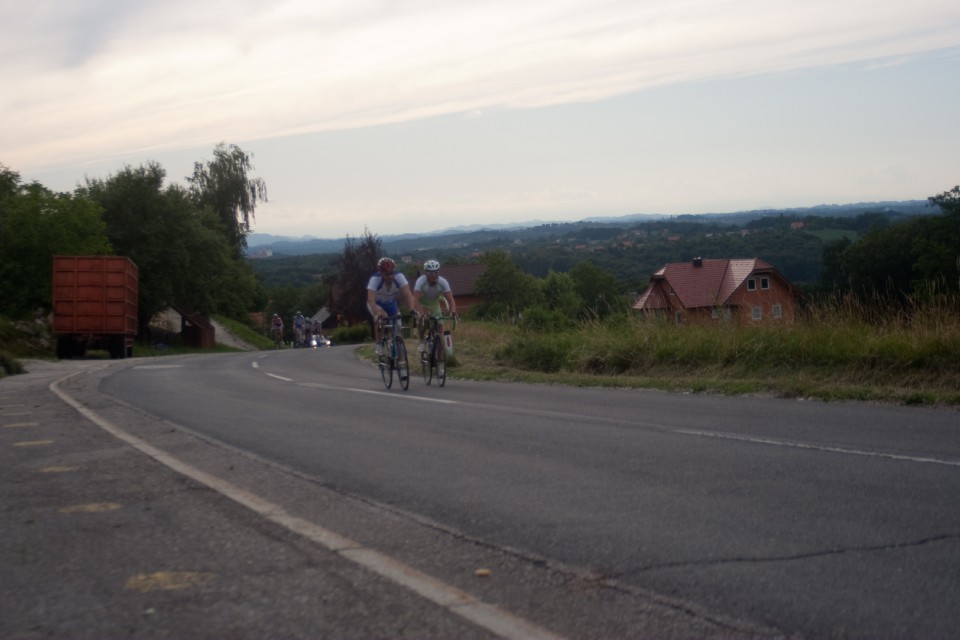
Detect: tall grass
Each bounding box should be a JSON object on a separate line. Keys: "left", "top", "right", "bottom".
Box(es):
{"left": 453, "top": 291, "right": 960, "bottom": 406}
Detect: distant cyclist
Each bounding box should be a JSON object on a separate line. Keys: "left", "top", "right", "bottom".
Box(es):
{"left": 293, "top": 311, "right": 306, "bottom": 347}
{"left": 413, "top": 259, "right": 458, "bottom": 354}
{"left": 270, "top": 313, "right": 284, "bottom": 346}
{"left": 366, "top": 257, "right": 416, "bottom": 355}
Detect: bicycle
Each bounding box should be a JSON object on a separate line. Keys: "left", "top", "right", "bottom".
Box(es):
{"left": 376, "top": 314, "right": 410, "bottom": 391}
{"left": 271, "top": 325, "right": 283, "bottom": 349}
{"left": 420, "top": 314, "right": 457, "bottom": 387}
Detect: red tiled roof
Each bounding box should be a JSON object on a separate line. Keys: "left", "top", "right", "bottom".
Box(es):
{"left": 438, "top": 264, "right": 486, "bottom": 296}
{"left": 637, "top": 258, "right": 780, "bottom": 310}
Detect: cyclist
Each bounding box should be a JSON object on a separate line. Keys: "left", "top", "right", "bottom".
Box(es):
{"left": 413, "top": 259, "right": 458, "bottom": 355}
{"left": 292, "top": 311, "right": 305, "bottom": 347}
{"left": 366, "top": 257, "right": 416, "bottom": 355}
{"left": 270, "top": 313, "right": 284, "bottom": 345}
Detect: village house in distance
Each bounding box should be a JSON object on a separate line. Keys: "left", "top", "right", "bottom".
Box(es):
{"left": 633, "top": 258, "right": 797, "bottom": 324}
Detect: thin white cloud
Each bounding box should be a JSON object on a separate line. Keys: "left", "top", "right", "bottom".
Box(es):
{"left": 3, "top": 0, "right": 959, "bottom": 173}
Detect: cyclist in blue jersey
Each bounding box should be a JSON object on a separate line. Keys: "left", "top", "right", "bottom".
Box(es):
{"left": 366, "top": 257, "right": 416, "bottom": 354}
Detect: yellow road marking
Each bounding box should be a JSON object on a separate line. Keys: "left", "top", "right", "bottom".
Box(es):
{"left": 13, "top": 439, "right": 54, "bottom": 447}
{"left": 59, "top": 502, "right": 122, "bottom": 514}
{"left": 38, "top": 466, "right": 80, "bottom": 473}
{"left": 124, "top": 572, "right": 215, "bottom": 593}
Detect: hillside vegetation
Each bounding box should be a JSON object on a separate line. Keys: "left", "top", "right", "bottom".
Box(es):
{"left": 446, "top": 293, "right": 960, "bottom": 407}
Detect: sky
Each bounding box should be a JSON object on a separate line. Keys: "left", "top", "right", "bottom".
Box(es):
{"left": 3, "top": 1, "right": 959, "bottom": 239}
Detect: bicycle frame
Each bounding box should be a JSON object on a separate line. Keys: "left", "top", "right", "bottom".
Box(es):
{"left": 376, "top": 315, "right": 410, "bottom": 391}
{"left": 420, "top": 314, "right": 456, "bottom": 387}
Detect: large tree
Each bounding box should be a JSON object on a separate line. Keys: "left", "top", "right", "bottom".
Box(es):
{"left": 80, "top": 162, "right": 264, "bottom": 328}
{"left": 0, "top": 171, "right": 111, "bottom": 318}
{"left": 187, "top": 143, "right": 267, "bottom": 256}
{"left": 474, "top": 251, "right": 544, "bottom": 318}
{"left": 328, "top": 229, "right": 383, "bottom": 326}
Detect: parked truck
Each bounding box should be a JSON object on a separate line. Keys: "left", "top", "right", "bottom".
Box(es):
{"left": 52, "top": 255, "right": 138, "bottom": 359}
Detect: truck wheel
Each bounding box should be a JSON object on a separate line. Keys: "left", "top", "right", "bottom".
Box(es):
{"left": 56, "top": 336, "right": 71, "bottom": 360}
{"left": 109, "top": 336, "right": 126, "bottom": 359}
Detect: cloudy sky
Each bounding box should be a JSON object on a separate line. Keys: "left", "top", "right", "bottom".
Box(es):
{"left": 4, "top": 1, "right": 959, "bottom": 238}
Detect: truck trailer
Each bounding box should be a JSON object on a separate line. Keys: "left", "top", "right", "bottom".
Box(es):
{"left": 52, "top": 255, "right": 139, "bottom": 359}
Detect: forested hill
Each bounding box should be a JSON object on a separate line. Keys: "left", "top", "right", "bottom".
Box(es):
{"left": 248, "top": 199, "right": 936, "bottom": 291}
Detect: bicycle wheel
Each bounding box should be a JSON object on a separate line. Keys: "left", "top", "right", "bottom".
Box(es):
{"left": 395, "top": 337, "right": 410, "bottom": 390}
{"left": 379, "top": 342, "right": 392, "bottom": 389}
{"left": 435, "top": 334, "right": 447, "bottom": 387}
{"left": 421, "top": 337, "right": 434, "bottom": 385}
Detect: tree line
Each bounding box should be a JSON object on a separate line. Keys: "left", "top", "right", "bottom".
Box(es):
{"left": 0, "top": 144, "right": 268, "bottom": 335}
{"left": 2, "top": 144, "right": 956, "bottom": 342}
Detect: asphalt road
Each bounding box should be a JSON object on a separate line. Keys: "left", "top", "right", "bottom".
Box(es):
{"left": 3, "top": 349, "right": 959, "bottom": 639}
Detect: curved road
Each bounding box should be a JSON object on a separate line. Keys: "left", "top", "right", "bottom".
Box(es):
{"left": 88, "top": 346, "right": 960, "bottom": 638}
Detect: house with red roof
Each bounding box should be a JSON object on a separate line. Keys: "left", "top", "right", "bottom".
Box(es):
{"left": 633, "top": 258, "right": 797, "bottom": 324}
{"left": 434, "top": 264, "right": 487, "bottom": 315}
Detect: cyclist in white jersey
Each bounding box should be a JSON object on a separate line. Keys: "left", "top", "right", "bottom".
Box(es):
{"left": 366, "top": 257, "right": 416, "bottom": 353}
{"left": 413, "top": 259, "right": 458, "bottom": 354}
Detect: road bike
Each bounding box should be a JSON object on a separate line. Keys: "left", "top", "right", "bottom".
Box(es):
{"left": 419, "top": 314, "right": 456, "bottom": 387}
{"left": 376, "top": 314, "right": 410, "bottom": 390}
{"left": 271, "top": 325, "right": 283, "bottom": 349}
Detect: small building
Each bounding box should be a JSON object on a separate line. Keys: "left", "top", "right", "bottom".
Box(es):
{"left": 633, "top": 257, "right": 797, "bottom": 324}
{"left": 438, "top": 264, "right": 487, "bottom": 315}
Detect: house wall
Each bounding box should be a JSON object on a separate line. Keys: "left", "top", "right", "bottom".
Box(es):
{"left": 637, "top": 279, "right": 796, "bottom": 325}
{"left": 726, "top": 278, "right": 796, "bottom": 323}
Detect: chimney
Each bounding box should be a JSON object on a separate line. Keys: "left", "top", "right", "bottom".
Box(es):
{"left": 693, "top": 257, "right": 703, "bottom": 267}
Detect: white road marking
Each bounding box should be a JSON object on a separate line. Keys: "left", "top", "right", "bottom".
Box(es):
{"left": 265, "top": 373, "right": 294, "bottom": 382}
{"left": 675, "top": 429, "right": 960, "bottom": 467}
{"left": 346, "top": 388, "right": 457, "bottom": 404}
{"left": 49, "top": 373, "right": 563, "bottom": 640}
{"left": 132, "top": 365, "right": 184, "bottom": 370}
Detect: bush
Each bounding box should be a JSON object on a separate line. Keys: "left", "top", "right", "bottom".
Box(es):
{"left": 498, "top": 333, "right": 572, "bottom": 373}
{"left": 332, "top": 324, "right": 371, "bottom": 344}
{"left": 0, "top": 351, "right": 24, "bottom": 377}
{"left": 519, "top": 305, "right": 572, "bottom": 333}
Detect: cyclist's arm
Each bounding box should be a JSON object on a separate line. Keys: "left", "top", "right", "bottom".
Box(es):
{"left": 366, "top": 289, "right": 386, "bottom": 317}
{"left": 400, "top": 284, "right": 416, "bottom": 316}
{"left": 442, "top": 291, "right": 457, "bottom": 317}
{"left": 413, "top": 287, "right": 427, "bottom": 316}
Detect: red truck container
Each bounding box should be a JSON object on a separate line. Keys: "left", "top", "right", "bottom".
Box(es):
{"left": 52, "top": 256, "right": 139, "bottom": 359}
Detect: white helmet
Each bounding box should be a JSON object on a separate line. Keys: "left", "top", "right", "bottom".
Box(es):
{"left": 424, "top": 259, "right": 440, "bottom": 273}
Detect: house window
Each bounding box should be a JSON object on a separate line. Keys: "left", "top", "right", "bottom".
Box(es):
{"left": 674, "top": 311, "right": 683, "bottom": 325}
{"left": 752, "top": 305, "right": 762, "bottom": 321}
{"left": 760, "top": 277, "right": 770, "bottom": 290}
{"left": 747, "top": 278, "right": 756, "bottom": 291}
{"left": 772, "top": 303, "right": 782, "bottom": 319}
{"left": 711, "top": 307, "right": 719, "bottom": 320}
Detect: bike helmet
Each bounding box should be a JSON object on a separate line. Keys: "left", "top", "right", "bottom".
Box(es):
{"left": 377, "top": 257, "right": 396, "bottom": 273}
{"left": 424, "top": 259, "right": 440, "bottom": 273}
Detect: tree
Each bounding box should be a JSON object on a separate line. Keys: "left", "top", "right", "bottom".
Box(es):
{"left": 568, "top": 261, "right": 623, "bottom": 319}
{"left": 0, "top": 175, "right": 111, "bottom": 318}
{"left": 542, "top": 270, "right": 583, "bottom": 318}
{"left": 187, "top": 143, "right": 267, "bottom": 256}
{"left": 80, "top": 162, "right": 262, "bottom": 329}
{"left": 328, "top": 229, "right": 383, "bottom": 326}
{"left": 474, "top": 251, "right": 544, "bottom": 318}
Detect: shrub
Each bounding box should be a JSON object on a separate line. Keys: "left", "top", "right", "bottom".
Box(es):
{"left": 331, "top": 324, "right": 371, "bottom": 344}
{"left": 519, "top": 305, "right": 572, "bottom": 333}
{"left": 0, "top": 351, "right": 24, "bottom": 377}
{"left": 498, "top": 333, "right": 572, "bottom": 372}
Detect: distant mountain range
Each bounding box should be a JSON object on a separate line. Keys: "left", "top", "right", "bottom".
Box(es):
{"left": 246, "top": 200, "right": 932, "bottom": 257}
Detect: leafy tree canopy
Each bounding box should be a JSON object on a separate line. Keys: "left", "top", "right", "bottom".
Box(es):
{"left": 188, "top": 143, "right": 267, "bottom": 256}
{"left": 0, "top": 173, "right": 111, "bottom": 318}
